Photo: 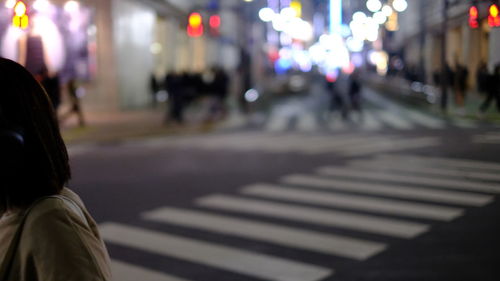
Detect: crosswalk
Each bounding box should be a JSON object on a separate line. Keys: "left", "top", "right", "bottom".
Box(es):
{"left": 100, "top": 154, "right": 499, "bottom": 281}
{"left": 131, "top": 132, "right": 441, "bottom": 156}
{"left": 261, "top": 107, "right": 476, "bottom": 133}
{"left": 472, "top": 131, "right": 500, "bottom": 144}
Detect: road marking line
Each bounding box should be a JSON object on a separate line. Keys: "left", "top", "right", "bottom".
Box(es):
{"left": 301, "top": 136, "right": 396, "bottom": 154}
{"left": 317, "top": 166, "right": 500, "bottom": 194}
{"left": 195, "top": 194, "right": 429, "bottom": 239}
{"left": 378, "top": 154, "right": 500, "bottom": 172}
{"left": 241, "top": 184, "right": 463, "bottom": 221}
{"left": 297, "top": 113, "right": 319, "bottom": 132}
{"left": 282, "top": 174, "right": 493, "bottom": 207}
{"left": 111, "top": 260, "right": 191, "bottom": 281}
{"left": 359, "top": 111, "right": 383, "bottom": 131}
{"left": 143, "top": 207, "right": 386, "bottom": 260}
{"left": 404, "top": 110, "right": 445, "bottom": 129}
{"left": 349, "top": 159, "right": 500, "bottom": 182}
{"left": 266, "top": 114, "right": 290, "bottom": 132}
{"left": 100, "top": 223, "right": 333, "bottom": 281}
{"left": 338, "top": 137, "right": 440, "bottom": 156}
{"left": 375, "top": 110, "right": 414, "bottom": 130}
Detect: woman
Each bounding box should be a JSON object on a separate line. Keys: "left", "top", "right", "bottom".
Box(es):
{"left": 0, "top": 58, "right": 111, "bottom": 281}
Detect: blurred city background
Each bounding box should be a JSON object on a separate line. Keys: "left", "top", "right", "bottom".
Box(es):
{"left": 1, "top": 0, "right": 500, "bottom": 280}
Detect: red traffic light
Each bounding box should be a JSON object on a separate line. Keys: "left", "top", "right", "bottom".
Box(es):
{"left": 469, "top": 6, "right": 479, "bottom": 28}
{"left": 489, "top": 4, "right": 500, "bottom": 27}
{"left": 209, "top": 15, "right": 221, "bottom": 36}
{"left": 187, "top": 12, "right": 203, "bottom": 37}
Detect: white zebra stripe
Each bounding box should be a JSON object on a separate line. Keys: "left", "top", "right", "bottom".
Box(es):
{"left": 241, "top": 184, "right": 463, "bottom": 221}
{"left": 100, "top": 223, "right": 333, "bottom": 281}
{"left": 195, "top": 194, "right": 429, "bottom": 238}
{"left": 142, "top": 207, "right": 386, "bottom": 260}
{"left": 281, "top": 174, "right": 493, "bottom": 207}
{"left": 317, "top": 166, "right": 500, "bottom": 193}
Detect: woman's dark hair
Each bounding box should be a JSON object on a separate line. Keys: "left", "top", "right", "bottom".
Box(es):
{"left": 0, "top": 58, "right": 70, "bottom": 213}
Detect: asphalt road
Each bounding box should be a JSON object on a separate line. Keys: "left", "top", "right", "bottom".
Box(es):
{"left": 67, "top": 88, "right": 500, "bottom": 281}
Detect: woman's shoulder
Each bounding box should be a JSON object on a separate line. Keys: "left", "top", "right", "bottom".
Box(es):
{"left": 23, "top": 188, "right": 86, "bottom": 228}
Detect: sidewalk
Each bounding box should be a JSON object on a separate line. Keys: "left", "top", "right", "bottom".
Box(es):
{"left": 60, "top": 108, "right": 224, "bottom": 145}
{"left": 365, "top": 74, "right": 500, "bottom": 124}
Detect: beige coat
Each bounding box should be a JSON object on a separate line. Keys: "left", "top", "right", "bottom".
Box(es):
{"left": 0, "top": 188, "right": 112, "bottom": 281}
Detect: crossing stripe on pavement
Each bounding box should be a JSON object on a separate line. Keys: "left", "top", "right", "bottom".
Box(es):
{"left": 349, "top": 159, "right": 500, "bottom": 182}
{"left": 378, "top": 154, "right": 500, "bottom": 172}
{"left": 142, "top": 207, "right": 386, "bottom": 260}
{"left": 100, "top": 223, "right": 333, "bottom": 281}
{"left": 338, "top": 137, "right": 440, "bottom": 156}
{"left": 375, "top": 111, "right": 414, "bottom": 130}
{"left": 297, "top": 113, "right": 319, "bottom": 132}
{"left": 403, "top": 109, "right": 446, "bottom": 129}
{"left": 301, "top": 136, "right": 396, "bottom": 154}
{"left": 195, "top": 194, "right": 429, "bottom": 239}
{"left": 358, "top": 111, "right": 384, "bottom": 131}
{"left": 317, "top": 166, "right": 500, "bottom": 194}
{"left": 111, "top": 260, "right": 191, "bottom": 281}
{"left": 241, "top": 184, "right": 463, "bottom": 221}
{"left": 281, "top": 174, "right": 493, "bottom": 207}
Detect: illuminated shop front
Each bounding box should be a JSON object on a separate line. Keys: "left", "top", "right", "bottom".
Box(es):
{"left": 0, "top": 0, "right": 95, "bottom": 81}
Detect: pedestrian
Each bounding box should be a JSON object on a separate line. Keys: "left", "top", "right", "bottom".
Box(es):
{"left": 149, "top": 73, "right": 160, "bottom": 108}
{"left": 325, "top": 76, "right": 347, "bottom": 120}
{"left": 59, "top": 79, "right": 86, "bottom": 127}
{"left": 479, "top": 64, "right": 500, "bottom": 115}
{"left": 165, "top": 71, "right": 185, "bottom": 124}
{"left": 453, "top": 60, "right": 468, "bottom": 110}
{"left": 348, "top": 69, "right": 363, "bottom": 120}
{"left": 476, "top": 62, "right": 489, "bottom": 95}
{"left": 211, "top": 67, "right": 229, "bottom": 120}
{"left": 0, "top": 58, "right": 111, "bottom": 281}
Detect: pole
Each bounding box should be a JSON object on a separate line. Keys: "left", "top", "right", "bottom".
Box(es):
{"left": 440, "top": 0, "right": 449, "bottom": 112}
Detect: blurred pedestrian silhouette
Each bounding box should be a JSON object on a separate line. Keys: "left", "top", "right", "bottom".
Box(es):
{"left": 453, "top": 59, "right": 468, "bottom": 110}
{"left": 347, "top": 69, "right": 363, "bottom": 120}
{"left": 40, "top": 67, "right": 61, "bottom": 111}
{"left": 149, "top": 73, "right": 160, "bottom": 108}
{"left": 165, "top": 71, "right": 185, "bottom": 124}
{"left": 479, "top": 64, "right": 500, "bottom": 114}
{"left": 60, "top": 79, "right": 85, "bottom": 127}
{"left": 325, "top": 76, "right": 347, "bottom": 120}
{"left": 209, "top": 67, "right": 229, "bottom": 121}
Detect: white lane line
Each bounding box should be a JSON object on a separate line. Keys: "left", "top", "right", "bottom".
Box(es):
{"left": 375, "top": 111, "right": 414, "bottom": 130}
{"left": 196, "top": 195, "right": 429, "bottom": 239}
{"left": 349, "top": 159, "right": 500, "bottom": 182}
{"left": 266, "top": 114, "right": 290, "bottom": 132}
{"left": 378, "top": 154, "right": 500, "bottom": 172}
{"left": 142, "top": 207, "right": 386, "bottom": 260}
{"left": 282, "top": 174, "right": 493, "bottom": 207}
{"left": 339, "top": 137, "right": 440, "bottom": 156}
{"left": 404, "top": 110, "right": 445, "bottom": 129}
{"left": 242, "top": 184, "right": 463, "bottom": 221}
{"left": 359, "top": 111, "right": 383, "bottom": 131}
{"left": 317, "top": 166, "right": 500, "bottom": 194}
{"left": 301, "top": 136, "right": 395, "bottom": 154}
{"left": 297, "top": 113, "right": 319, "bottom": 132}
{"left": 111, "top": 260, "right": 191, "bottom": 281}
{"left": 329, "top": 117, "right": 348, "bottom": 131}
{"left": 100, "top": 223, "right": 333, "bottom": 281}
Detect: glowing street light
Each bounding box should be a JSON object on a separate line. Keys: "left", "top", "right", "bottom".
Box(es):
{"left": 259, "top": 7, "right": 275, "bottom": 22}
{"left": 366, "top": 0, "right": 382, "bottom": 13}
{"left": 392, "top": 0, "right": 408, "bottom": 12}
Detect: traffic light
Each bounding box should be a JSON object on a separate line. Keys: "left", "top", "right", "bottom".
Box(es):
{"left": 469, "top": 6, "right": 479, "bottom": 28}
{"left": 12, "top": 1, "right": 29, "bottom": 29}
{"left": 489, "top": 4, "right": 500, "bottom": 27}
{"left": 187, "top": 12, "right": 203, "bottom": 37}
{"left": 209, "top": 14, "right": 221, "bottom": 36}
